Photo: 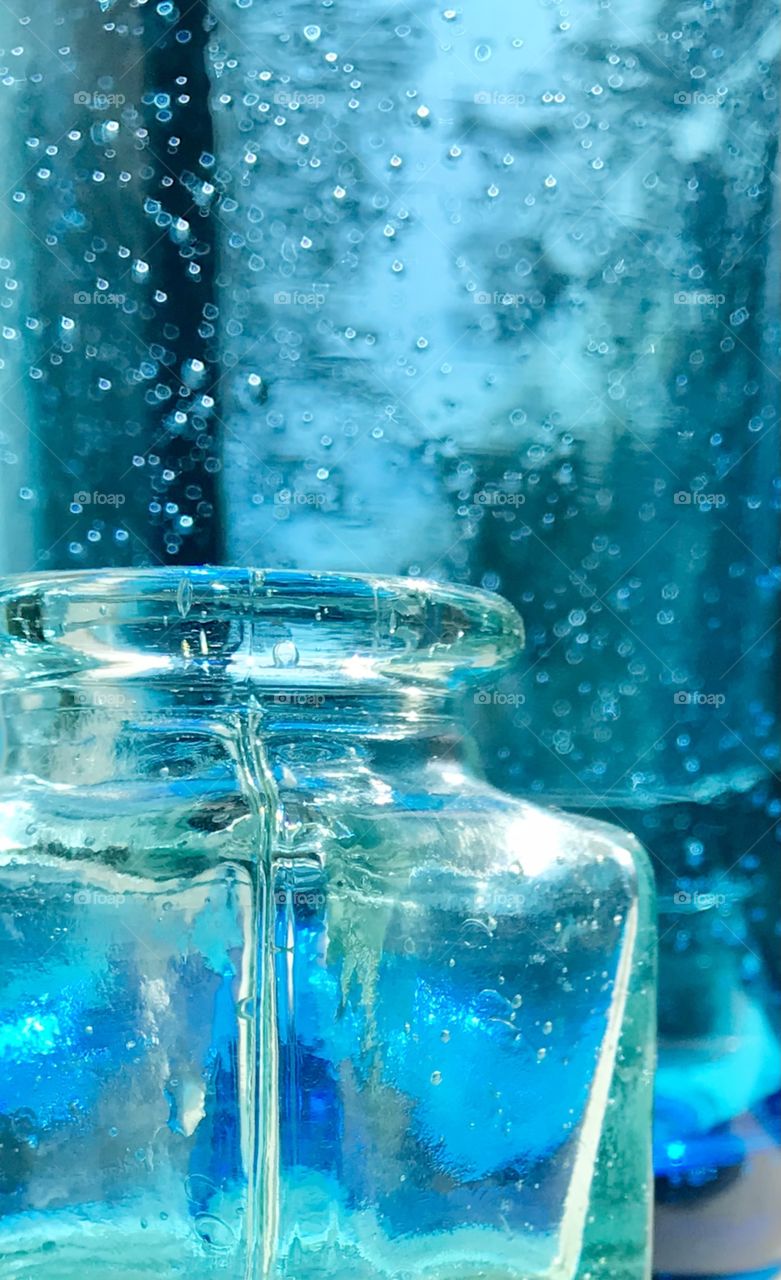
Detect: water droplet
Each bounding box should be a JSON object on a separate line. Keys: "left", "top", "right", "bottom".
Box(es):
{"left": 194, "top": 1214, "right": 236, "bottom": 1253}
{"left": 177, "top": 577, "right": 194, "bottom": 618}
{"left": 273, "top": 640, "right": 299, "bottom": 667}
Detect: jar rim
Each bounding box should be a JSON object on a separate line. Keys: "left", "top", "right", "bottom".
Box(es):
{"left": 0, "top": 566, "right": 524, "bottom": 690}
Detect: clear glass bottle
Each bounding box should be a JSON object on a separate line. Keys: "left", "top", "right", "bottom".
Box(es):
{"left": 0, "top": 567, "right": 655, "bottom": 1279}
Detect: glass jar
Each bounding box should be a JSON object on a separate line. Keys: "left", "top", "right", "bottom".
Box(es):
{"left": 0, "top": 568, "right": 655, "bottom": 1279}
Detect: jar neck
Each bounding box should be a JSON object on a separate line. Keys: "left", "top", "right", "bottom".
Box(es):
{"left": 0, "top": 567, "right": 524, "bottom": 702}
{"left": 0, "top": 679, "right": 479, "bottom": 800}
{"left": 0, "top": 568, "right": 522, "bottom": 767}
{"left": 0, "top": 676, "right": 472, "bottom": 739}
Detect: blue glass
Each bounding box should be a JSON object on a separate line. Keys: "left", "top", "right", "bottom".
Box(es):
{"left": 0, "top": 0, "right": 778, "bottom": 1273}
{"left": 193, "top": 0, "right": 780, "bottom": 1272}
{"left": 0, "top": 0, "right": 221, "bottom": 568}
{"left": 0, "top": 568, "right": 656, "bottom": 1277}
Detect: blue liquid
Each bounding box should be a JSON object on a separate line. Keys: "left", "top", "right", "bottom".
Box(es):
{"left": 582, "top": 787, "right": 781, "bottom": 1276}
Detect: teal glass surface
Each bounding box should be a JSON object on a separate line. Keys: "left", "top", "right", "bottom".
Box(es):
{"left": 0, "top": 0, "right": 778, "bottom": 1274}
{"left": 0, "top": 569, "right": 656, "bottom": 1278}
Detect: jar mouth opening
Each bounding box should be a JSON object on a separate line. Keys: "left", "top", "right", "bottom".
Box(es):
{"left": 0, "top": 567, "right": 524, "bottom": 691}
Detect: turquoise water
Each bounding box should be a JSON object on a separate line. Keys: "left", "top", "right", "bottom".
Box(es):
{"left": 0, "top": 780, "right": 655, "bottom": 1278}
{"left": 582, "top": 789, "right": 780, "bottom": 1275}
